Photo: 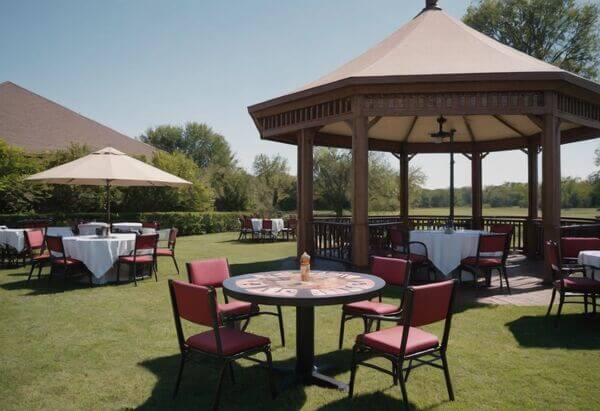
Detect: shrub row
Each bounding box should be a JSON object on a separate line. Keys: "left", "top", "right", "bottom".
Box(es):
{"left": 0, "top": 212, "right": 244, "bottom": 236}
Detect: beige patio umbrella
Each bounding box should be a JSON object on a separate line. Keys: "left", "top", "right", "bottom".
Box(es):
{"left": 26, "top": 147, "right": 192, "bottom": 222}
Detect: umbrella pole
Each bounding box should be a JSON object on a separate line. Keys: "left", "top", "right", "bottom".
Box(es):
{"left": 106, "top": 181, "right": 111, "bottom": 225}
{"left": 449, "top": 133, "right": 455, "bottom": 228}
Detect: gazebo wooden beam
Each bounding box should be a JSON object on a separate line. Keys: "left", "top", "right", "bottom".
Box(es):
{"left": 402, "top": 116, "right": 419, "bottom": 142}
{"left": 493, "top": 115, "right": 527, "bottom": 137}
{"left": 297, "top": 128, "right": 315, "bottom": 258}
{"left": 525, "top": 140, "right": 539, "bottom": 258}
{"left": 351, "top": 104, "right": 369, "bottom": 268}
{"left": 471, "top": 151, "right": 483, "bottom": 229}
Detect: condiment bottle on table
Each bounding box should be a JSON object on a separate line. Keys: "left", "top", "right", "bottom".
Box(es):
{"left": 300, "top": 252, "right": 311, "bottom": 281}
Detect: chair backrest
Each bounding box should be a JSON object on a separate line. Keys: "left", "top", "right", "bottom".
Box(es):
{"left": 403, "top": 280, "right": 456, "bottom": 327}
{"left": 167, "top": 228, "right": 178, "bottom": 249}
{"left": 389, "top": 227, "right": 408, "bottom": 250}
{"left": 45, "top": 235, "right": 67, "bottom": 264}
{"left": 560, "top": 237, "right": 600, "bottom": 260}
{"left": 142, "top": 221, "right": 160, "bottom": 230}
{"left": 545, "top": 240, "right": 561, "bottom": 276}
{"left": 243, "top": 217, "right": 253, "bottom": 229}
{"left": 262, "top": 219, "right": 273, "bottom": 230}
{"left": 371, "top": 256, "right": 411, "bottom": 288}
{"left": 490, "top": 224, "right": 514, "bottom": 236}
{"left": 134, "top": 233, "right": 159, "bottom": 256}
{"left": 478, "top": 234, "right": 509, "bottom": 263}
{"left": 25, "top": 229, "right": 45, "bottom": 251}
{"left": 186, "top": 258, "right": 230, "bottom": 288}
{"left": 287, "top": 218, "right": 297, "bottom": 229}
{"left": 168, "top": 280, "right": 222, "bottom": 352}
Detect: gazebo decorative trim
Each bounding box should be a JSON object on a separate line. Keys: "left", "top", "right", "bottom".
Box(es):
{"left": 248, "top": 1, "right": 600, "bottom": 277}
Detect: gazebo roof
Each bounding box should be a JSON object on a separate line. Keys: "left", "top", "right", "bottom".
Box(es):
{"left": 248, "top": 1, "right": 600, "bottom": 153}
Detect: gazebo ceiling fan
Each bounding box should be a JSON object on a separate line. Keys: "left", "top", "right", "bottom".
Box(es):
{"left": 430, "top": 115, "right": 456, "bottom": 230}
{"left": 429, "top": 115, "right": 456, "bottom": 140}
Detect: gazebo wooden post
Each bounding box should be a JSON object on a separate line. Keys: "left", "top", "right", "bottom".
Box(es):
{"left": 351, "top": 100, "right": 369, "bottom": 268}
{"left": 471, "top": 151, "right": 483, "bottom": 230}
{"left": 399, "top": 148, "right": 410, "bottom": 224}
{"left": 541, "top": 93, "right": 562, "bottom": 282}
{"left": 525, "top": 141, "right": 539, "bottom": 258}
{"left": 297, "top": 128, "right": 315, "bottom": 258}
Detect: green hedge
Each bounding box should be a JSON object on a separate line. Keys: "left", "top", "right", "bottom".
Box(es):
{"left": 0, "top": 212, "right": 243, "bottom": 236}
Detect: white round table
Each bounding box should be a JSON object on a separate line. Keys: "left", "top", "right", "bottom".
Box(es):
{"left": 0, "top": 228, "right": 27, "bottom": 252}
{"left": 251, "top": 218, "right": 285, "bottom": 235}
{"left": 410, "top": 229, "right": 484, "bottom": 276}
{"left": 62, "top": 234, "right": 136, "bottom": 284}
{"left": 78, "top": 222, "right": 109, "bottom": 236}
{"left": 578, "top": 250, "right": 600, "bottom": 280}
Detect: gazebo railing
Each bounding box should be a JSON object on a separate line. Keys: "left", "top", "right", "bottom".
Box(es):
{"left": 312, "top": 215, "right": 600, "bottom": 263}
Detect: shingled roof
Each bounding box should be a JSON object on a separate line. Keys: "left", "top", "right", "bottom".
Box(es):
{"left": 0, "top": 81, "right": 155, "bottom": 157}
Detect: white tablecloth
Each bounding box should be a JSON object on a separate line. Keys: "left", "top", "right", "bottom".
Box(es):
{"left": 111, "top": 222, "right": 142, "bottom": 232}
{"left": 78, "top": 222, "right": 109, "bottom": 236}
{"left": 410, "top": 230, "right": 484, "bottom": 276}
{"left": 62, "top": 234, "right": 136, "bottom": 284}
{"left": 251, "top": 218, "right": 285, "bottom": 235}
{"left": 0, "top": 229, "right": 26, "bottom": 252}
{"left": 578, "top": 250, "right": 600, "bottom": 280}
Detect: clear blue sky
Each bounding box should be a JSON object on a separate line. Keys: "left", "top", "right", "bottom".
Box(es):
{"left": 1, "top": 0, "right": 598, "bottom": 188}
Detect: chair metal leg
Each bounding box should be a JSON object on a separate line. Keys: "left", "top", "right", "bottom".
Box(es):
{"left": 212, "top": 361, "right": 229, "bottom": 411}
{"left": 441, "top": 351, "right": 455, "bottom": 401}
{"left": 348, "top": 346, "right": 358, "bottom": 398}
{"left": 27, "top": 262, "right": 35, "bottom": 282}
{"left": 584, "top": 293, "right": 589, "bottom": 315}
{"left": 276, "top": 305, "right": 285, "bottom": 346}
{"left": 133, "top": 263, "right": 137, "bottom": 286}
{"left": 503, "top": 267, "right": 511, "bottom": 295}
{"left": 173, "top": 352, "right": 186, "bottom": 398}
{"left": 546, "top": 288, "right": 556, "bottom": 317}
{"left": 398, "top": 361, "right": 409, "bottom": 411}
{"left": 154, "top": 262, "right": 158, "bottom": 282}
{"left": 338, "top": 312, "right": 346, "bottom": 349}
{"left": 228, "top": 362, "right": 236, "bottom": 384}
{"left": 555, "top": 292, "right": 565, "bottom": 327}
{"left": 403, "top": 359, "right": 413, "bottom": 382}
{"left": 265, "top": 348, "right": 277, "bottom": 399}
{"left": 392, "top": 361, "right": 398, "bottom": 385}
{"left": 171, "top": 254, "right": 180, "bottom": 275}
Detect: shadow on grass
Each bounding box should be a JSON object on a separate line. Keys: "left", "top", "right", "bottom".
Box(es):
{"left": 506, "top": 313, "right": 600, "bottom": 349}
{"left": 316, "top": 390, "right": 419, "bottom": 411}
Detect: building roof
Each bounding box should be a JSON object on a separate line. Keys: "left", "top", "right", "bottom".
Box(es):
{"left": 0, "top": 81, "right": 156, "bottom": 157}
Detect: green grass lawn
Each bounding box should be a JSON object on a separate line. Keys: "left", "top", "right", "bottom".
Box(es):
{"left": 1, "top": 232, "right": 599, "bottom": 410}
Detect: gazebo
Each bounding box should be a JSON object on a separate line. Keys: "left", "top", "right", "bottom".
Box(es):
{"left": 248, "top": 0, "right": 600, "bottom": 277}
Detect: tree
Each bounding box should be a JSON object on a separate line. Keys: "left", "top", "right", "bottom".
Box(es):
{"left": 252, "top": 154, "right": 294, "bottom": 213}
{"left": 212, "top": 167, "right": 255, "bottom": 211}
{"left": 0, "top": 139, "right": 43, "bottom": 213}
{"left": 140, "top": 122, "right": 235, "bottom": 169}
{"left": 313, "top": 148, "right": 352, "bottom": 216}
{"left": 464, "top": 0, "right": 600, "bottom": 79}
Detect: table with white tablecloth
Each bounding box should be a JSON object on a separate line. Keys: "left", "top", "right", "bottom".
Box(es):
{"left": 62, "top": 234, "right": 136, "bottom": 284}
{"left": 0, "top": 227, "right": 74, "bottom": 253}
{"left": 251, "top": 218, "right": 285, "bottom": 235}
{"left": 409, "top": 229, "right": 484, "bottom": 276}
{"left": 578, "top": 250, "right": 600, "bottom": 280}
{"left": 78, "top": 222, "right": 109, "bottom": 236}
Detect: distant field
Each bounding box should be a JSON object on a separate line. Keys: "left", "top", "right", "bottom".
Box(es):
{"left": 316, "top": 207, "right": 599, "bottom": 219}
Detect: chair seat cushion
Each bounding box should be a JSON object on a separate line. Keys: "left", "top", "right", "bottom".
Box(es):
{"left": 393, "top": 253, "right": 428, "bottom": 264}
{"left": 343, "top": 300, "right": 400, "bottom": 316}
{"left": 219, "top": 300, "right": 259, "bottom": 317}
{"left": 186, "top": 328, "right": 270, "bottom": 356}
{"left": 118, "top": 255, "right": 154, "bottom": 264}
{"left": 461, "top": 256, "right": 502, "bottom": 267}
{"left": 156, "top": 248, "right": 173, "bottom": 256}
{"left": 555, "top": 277, "right": 600, "bottom": 292}
{"left": 358, "top": 325, "right": 439, "bottom": 356}
{"left": 52, "top": 257, "right": 82, "bottom": 266}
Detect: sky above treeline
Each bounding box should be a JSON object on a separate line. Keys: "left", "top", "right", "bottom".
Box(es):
{"left": 1, "top": 0, "right": 598, "bottom": 188}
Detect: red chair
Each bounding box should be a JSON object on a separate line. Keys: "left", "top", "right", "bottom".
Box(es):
{"left": 545, "top": 240, "right": 600, "bottom": 326}
{"left": 142, "top": 221, "right": 160, "bottom": 230}
{"left": 238, "top": 217, "right": 254, "bottom": 240}
{"left": 389, "top": 227, "right": 436, "bottom": 282}
{"left": 560, "top": 237, "right": 600, "bottom": 267}
{"left": 349, "top": 280, "right": 457, "bottom": 410}
{"left": 187, "top": 258, "right": 285, "bottom": 346}
{"left": 45, "top": 235, "right": 89, "bottom": 286}
{"left": 338, "top": 257, "right": 411, "bottom": 349}
{"left": 116, "top": 233, "right": 159, "bottom": 286}
{"left": 156, "top": 228, "right": 179, "bottom": 275}
{"left": 25, "top": 229, "right": 50, "bottom": 282}
{"left": 459, "top": 233, "right": 511, "bottom": 293}
{"left": 168, "top": 280, "right": 276, "bottom": 409}
{"left": 490, "top": 223, "right": 514, "bottom": 249}
{"left": 261, "top": 219, "right": 275, "bottom": 241}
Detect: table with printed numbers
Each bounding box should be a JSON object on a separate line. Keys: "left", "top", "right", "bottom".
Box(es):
{"left": 223, "top": 270, "right": 385, "bottom": 391}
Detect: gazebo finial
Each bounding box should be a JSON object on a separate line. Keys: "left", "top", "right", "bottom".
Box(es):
{"left": 425, "top": 0, "right": 441, "bottom": 10}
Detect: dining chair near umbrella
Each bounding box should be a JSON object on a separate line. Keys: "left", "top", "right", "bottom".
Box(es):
{"left": 339, "top": 256, "right": 411, "bottom": 349}
{"left": 186, "top": 258, "right": 285, "bottom": 347}
{"left": 156, "top": 228, "right": 179, "bottom": 275}
{"left": 349, "top": 280, "right": 457, "bottom": 411}
{"left": 25, "top": 229, "right": 50, "bottom": 282}
{"left": 545, "top": 240, "right": 600, "bottom": 326}
{"left": 168, "top": 279, "right": 276, "bottom": 410}
{"left": 116, "top": 233, "right": 159, "bottom": 286}
{"left": 45, "top": 235, "right": 89, "bottom": 286}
